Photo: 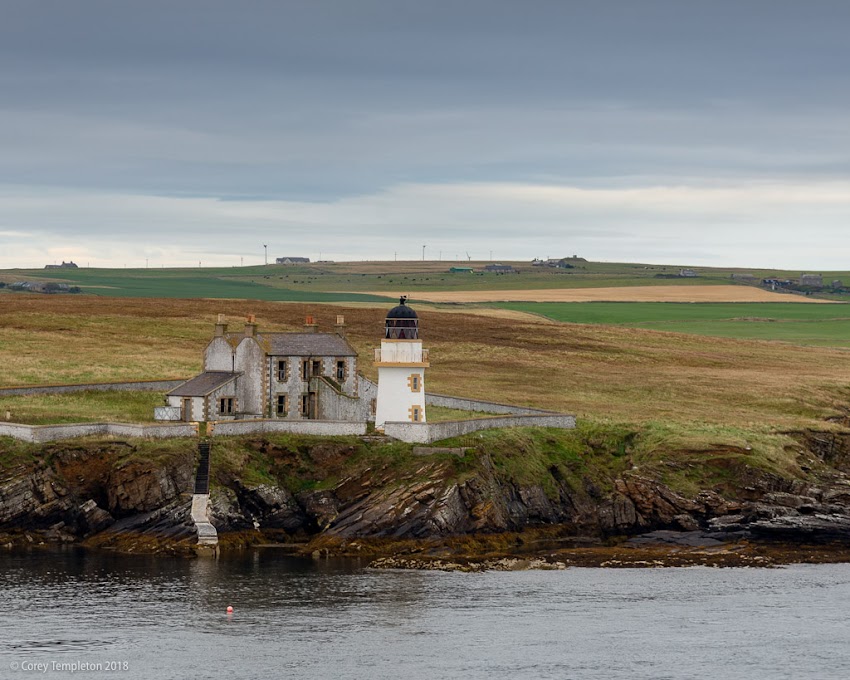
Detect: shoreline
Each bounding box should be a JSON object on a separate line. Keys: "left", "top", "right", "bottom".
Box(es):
{"left": 7, "top": 526, "right": 850, "bottom": 572}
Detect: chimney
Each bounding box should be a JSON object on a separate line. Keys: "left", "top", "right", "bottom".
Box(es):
{"left": 303, "top": 315, "right": 318, "bottom": 333}
{"left": 334, "top": 314, "right": 347, "bottom": 337}
{"left": 244, "top": 314, "right": 258, "bottom": 337}
{"left": 214, "top": 313, "right": 228, "bottom": 337}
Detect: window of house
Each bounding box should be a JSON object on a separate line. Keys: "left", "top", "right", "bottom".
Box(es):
{"left": 312, "top": 359, "right": 321, "bottom": 376}
{"left": 219, "top": 397, "right": 234, "bottom": 415}
{"left": 276, "top": 394, "right": 287, "bottom": 416}
{"left": 336, "top": 360, "right": 345, "bottom": 381}
{"left": 277, "top": 360, "right": 288, "bottom": 382}
{"left": 301, "top": 360, "right": 310, "bottom": 381}
{"left": 301, "top": 393, "right": 310, "bottom": 418}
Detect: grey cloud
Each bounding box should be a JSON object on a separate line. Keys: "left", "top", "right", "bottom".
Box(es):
{"left": 2, "top": 1, "right": 850, "bottom": 267}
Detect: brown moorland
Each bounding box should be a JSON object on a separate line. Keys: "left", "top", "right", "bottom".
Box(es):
{"left": 1, "top": 294, "right": 849, "bottom": 430}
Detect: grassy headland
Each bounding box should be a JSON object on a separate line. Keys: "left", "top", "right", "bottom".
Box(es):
{"left": 1, "top": 294, "right": 849, "bottom": 433}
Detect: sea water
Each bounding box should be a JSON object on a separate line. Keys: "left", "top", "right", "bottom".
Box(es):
{"left": 2, "top": 547, "right": 850, "bottom": 679}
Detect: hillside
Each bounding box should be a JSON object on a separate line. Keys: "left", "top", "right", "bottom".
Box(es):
{"left": 1, "top": 294, "right": 850, "bottom": 430}
{"left": 2, "top": 293, "right": 850, "bottom": 562}
{"left": 4, "top": 258, "right": 849, "bottom": 300}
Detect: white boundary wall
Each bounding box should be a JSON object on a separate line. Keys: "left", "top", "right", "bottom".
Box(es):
{"left": 208, "top": 419, "right": 367, "bottom": 437}
{"left": 0, "top": 375, "right": 571, "bottom": 444}
{"left": 359, "top": 376, "right": 550, "bottom": 416}
{"left": 424, "top": 391, "right": 552, "bottom": 415}
{"left": 0, "top": 421, "right": 198, "bottom": 443}
{"left": 383, "top": 414, "right": 576, "bottom": 444}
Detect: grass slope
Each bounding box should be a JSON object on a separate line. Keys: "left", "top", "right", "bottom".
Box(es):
{"left": 16, "top": 266, "right": 390, "bottom": 302}
{"left": 0, "top": 391, "right": 162, "bottom": 424}
{"left": 1, "top": 295, "right": 850, "bottom": 430}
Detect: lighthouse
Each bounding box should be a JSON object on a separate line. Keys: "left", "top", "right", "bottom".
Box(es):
{"left": 374, "top": 296, "right": 429, "bottom": 430}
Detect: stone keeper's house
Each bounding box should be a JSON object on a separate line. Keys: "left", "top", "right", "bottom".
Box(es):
{"left": 166, "top": 315, "right": 362, "bottom": 422}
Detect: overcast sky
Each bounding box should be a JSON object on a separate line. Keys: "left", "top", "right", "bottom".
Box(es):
{"left": 2, "top": 0, "right": 850, "bottom": 269}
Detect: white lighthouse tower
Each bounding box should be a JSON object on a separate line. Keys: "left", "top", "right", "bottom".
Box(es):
{"left": 374, "top": 296, "right": 429, "bottom": 430}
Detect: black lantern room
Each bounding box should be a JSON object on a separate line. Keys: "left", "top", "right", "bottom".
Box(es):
{"left": 385, "top": 296, "right": 419, "bottom": 339}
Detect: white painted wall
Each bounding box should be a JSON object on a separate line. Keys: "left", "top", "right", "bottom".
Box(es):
{"left": 383, "top": 414, "right": 577, "bottom": 443}
{"left": 234, "top": 338, "right": 265, "bottom": 416}
{"left": 376, "top": 339, "right": 427, "bottom": 363}
{"left": 375, "top": 365, "right": 427, "bottom": 429}
{"left": 209, "top": 419, "right": 366, "bottom": 436}
{"left": 204, "top": 337, "right": 234, "bottom": 371}
{"left": 0, "top": 421, "right": 198, "bottom": 442}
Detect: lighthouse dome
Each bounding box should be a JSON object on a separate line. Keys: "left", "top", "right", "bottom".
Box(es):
{"left": 387, "top": 297, "right": 418, "bottom": 320}
{"left": 385, "top": 296, "right": 419, "bottom": 339}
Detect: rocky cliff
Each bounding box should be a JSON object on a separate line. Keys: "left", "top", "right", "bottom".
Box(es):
{"left": 3, "top": 426, "right": 850, "bottom": 557}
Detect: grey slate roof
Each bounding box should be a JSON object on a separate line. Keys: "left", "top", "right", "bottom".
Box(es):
{"left": 260, "top": 332, "right": 357, "bottom": 357}
{"left": 168, "top": 372, "right": 240, "bottom": 397}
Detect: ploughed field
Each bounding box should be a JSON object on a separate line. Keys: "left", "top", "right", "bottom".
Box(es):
{"left": 1, "top": 294, "right": 849, "bottom": 432}
{"left": 381, "top": 285, "right": 834, "bottom": 303}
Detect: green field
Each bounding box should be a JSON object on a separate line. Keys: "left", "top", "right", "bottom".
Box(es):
{"left": 7, "top": 266, "right": 392, "bottom": 302}
{"left": 0, "top": 391, "right": 163, "bottom": 424}
{"left": 4, "top": 259, "right": 848, "bottom": 299}
{"left": 496, "top": 302, "right": 850, "bottom": 347}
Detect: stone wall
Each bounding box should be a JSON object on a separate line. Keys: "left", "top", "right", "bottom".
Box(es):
{"left": 358, "top": 375, "right": 378, "bottom": 422}
{"left": 208, "top": 419, "right": 367, "bottom": 437}
{"left": 358, "top": 375, "right": 550, "bottom": 417}
{"left": 383, "top": 414, "right": 576, "bottom": 444}
{"left": 315, "top": 378, "right": 367, "bottom": 421}
{"left": 0, "top": 379, "right": 187, "bottom": 397}
{"left": 424, "top": 391, "right": 553, "bottom": 415}
{"left": 0, "top": 421, "right": 198, "bottom": 443}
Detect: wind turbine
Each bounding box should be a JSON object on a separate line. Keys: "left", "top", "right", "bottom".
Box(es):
{"left": 263, "top": 244, "right": 268, "bottom": 265}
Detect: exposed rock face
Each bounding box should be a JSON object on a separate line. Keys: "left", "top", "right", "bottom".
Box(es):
{"left": 0, "top": 443, "right": 194, "bottom": 542}
{"left": 7, "top": 430, "right": 850, "bottom": 550}
{"left": 106, "top": 460, "right": 192, "bottom": 515}
{"left": 0, "top": 469, "right": 71, "bottom": 529}
{"left": 227, "top": 482, "right": 306, "bottom": 531}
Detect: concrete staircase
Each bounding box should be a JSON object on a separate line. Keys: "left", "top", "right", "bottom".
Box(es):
{"left": 194, "top": 441, "right": 211, "bottom": 494}
{"left": 191, "top": 440, "right": 217, "bottom": 546}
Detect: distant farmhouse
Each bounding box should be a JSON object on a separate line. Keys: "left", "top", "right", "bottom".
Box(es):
{"left": 762, "top": 278, "right": 792, "bottom": 291}
{"left": 484, "top": 263, "right": 515, "bottom": 273}
{"left": 9, "top": 281, "right": 78, "bottom": 294}
{"left": 275, "top": 257, "right": 310, "bottom": 265}
{"left": 45, "top": 261, "right": 78, "bottom": 269}
{"left": 678, "top": 268, "right": 698, "bottom": 278}
{"left": 531, "top": 258, "right": 576, "bottom": 269}
{"left": 757, "top": 273, "right": 845, "bottom": 295}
